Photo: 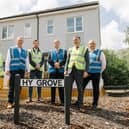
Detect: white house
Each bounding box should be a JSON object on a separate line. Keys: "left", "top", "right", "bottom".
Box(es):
{"left": 0, "top": 1, "right": 101, "bottom": 59}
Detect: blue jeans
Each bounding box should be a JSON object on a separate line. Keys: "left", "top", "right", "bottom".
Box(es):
{"left": 28, "top": 70, "right": 42, "bottom": 99}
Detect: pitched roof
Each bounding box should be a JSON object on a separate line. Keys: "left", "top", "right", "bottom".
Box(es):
{"left": 0, "top": 1, "right": 99, "bottom": 20}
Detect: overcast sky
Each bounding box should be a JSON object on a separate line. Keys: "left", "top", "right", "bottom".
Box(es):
{"left": 0, "top": 0, "right": 128, "bottom": 50}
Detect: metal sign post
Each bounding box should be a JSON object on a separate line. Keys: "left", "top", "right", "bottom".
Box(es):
{"left": 14, "top": 74, "right": 20, "bottom": 124}
{"left": 64, "top": 76, "right": 71, "bottom": 125}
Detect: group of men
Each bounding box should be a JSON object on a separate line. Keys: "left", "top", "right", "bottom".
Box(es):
{"left": 64, "top": 36, "right": 106, "bottom": 109}
{"left": 3, "top": 35, "right": 106, "bottom": 109}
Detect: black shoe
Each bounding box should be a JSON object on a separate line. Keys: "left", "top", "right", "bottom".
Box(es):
{"left": 51, "top": 102, "right": 55, "bottom": 105}
{"left": 92, "top": 104, "right": 97, "bottom": 109}
{"left": 37, "top": 98, "right": 44, "bottom": 103}
{"left": 78, "top": 104, "right": 83, "bottom": 109}
{"left": 72, "top": 101, "right": 78, "bottom": 106}
{"left": 60, "top": 102, "right": 64, "bottom": 106}
{"left": 26, "top": 99, "right": 33, "bottom": 103}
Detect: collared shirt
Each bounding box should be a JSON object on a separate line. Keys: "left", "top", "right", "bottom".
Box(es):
{"left": 54, "top": 48, "right": 59, "bottom": 54}
{"left": 48, "top": 48, "right": 67, "bottom": 68}
{"left": 18, "top": 47, "right": 21, "bottom": 54}
{"left": 65, "top": 45, "right": 89, "bottom": 72}
{"left": 33, "top": 48, "right": 38, "bottom": 54}
{"left": 5, "top": 46, "right": 30, "bottom": 72}
{"left": 89, "top": 49, "right": 106, "bottom": 73}
{"left": 33, "top": 48, "right": 39, "bottom": 64}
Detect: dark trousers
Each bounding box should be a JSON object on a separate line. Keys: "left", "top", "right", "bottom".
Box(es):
{"left": 8, "top": 70, "right": 25, "bottom": 103}
{"left": 29, "top": 70, "right": 42, "bottom": 99}
{"left": 83, "top": 73, "right": 100, "bottom": 106}
{"left": 49, "top": 72, "right": 64, "bottom": 104}
{"left": 68, "top": 67, "right": 84, "bottom": 106}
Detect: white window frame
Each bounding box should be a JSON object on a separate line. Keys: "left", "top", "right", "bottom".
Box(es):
{"left": 24, "top": 23, "right": 32, "bottom": 38}
{"left": 47, "top": 20, "right": 54, "bottom": 35}
{"left": 67, "top": 16, "right": 83, "bottom": 33}
{"left": 1, "top": 25, "right": 14, "bottom": 40}
{"left": 67, "top": 17, "right": 75, "bottom": 33}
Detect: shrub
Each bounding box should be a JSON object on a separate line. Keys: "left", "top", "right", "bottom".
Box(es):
{"left": 103, "top": 50, "right": 129, "bottom": 85}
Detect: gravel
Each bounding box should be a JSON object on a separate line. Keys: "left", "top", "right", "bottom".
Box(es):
{"left": 0, "top": 93, "right": 129, "bottom": 129}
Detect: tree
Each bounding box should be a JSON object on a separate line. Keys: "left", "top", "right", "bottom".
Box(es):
{"left": 103, "top": 50, "right": 129, "bottom": 86}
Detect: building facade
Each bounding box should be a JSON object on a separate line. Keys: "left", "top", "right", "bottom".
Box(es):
{"left": 0, "top": 1, "right": 100, "bottom": 59}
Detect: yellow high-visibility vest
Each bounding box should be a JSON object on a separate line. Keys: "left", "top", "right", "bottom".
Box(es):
{"left": 68, "top": 45, "right": 86, "bottom": 70}
{"left": 29, "top": 49, "right": 43, "bottom": 71}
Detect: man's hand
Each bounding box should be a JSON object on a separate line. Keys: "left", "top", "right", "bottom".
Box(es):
{"left": 24, "top": 72, "right": 30, "bottom": 78}
{"left": 64, "top": 71, "right": 68, "bottom": 76}
{"left": 36, "top": 64, "right": 40, "bottom": 70}
{"left": 83, "top": 71, "right": 88, "bottom": 78}
{"left": 6, "top": 71, "right": 10, "bottom": 76}
{"left": 54, "top": 62, "right": 60, "bottom": 69}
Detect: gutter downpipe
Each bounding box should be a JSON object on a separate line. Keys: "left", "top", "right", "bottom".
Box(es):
{"left": 98, "top": 2, "right": 102, "bottom": 49}
{"left": 36, "top": 14, "right": 39, "bottom": 40}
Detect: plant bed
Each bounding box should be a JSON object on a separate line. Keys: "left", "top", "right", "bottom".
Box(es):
{"left": 104, "top": 85, "right": 129, "bottom": 90}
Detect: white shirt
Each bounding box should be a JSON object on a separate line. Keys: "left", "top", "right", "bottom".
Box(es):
{"left": 5, "top": 46, "right": 30, "bottom": 72}
{"left": 89, "top": 49, "right": 106, "bottom": 73}
{"left": 34, "top": 48, "right": 38, "bottom": 54}
{"left": 100, "top": 52, "right": 106, "bottom": 72}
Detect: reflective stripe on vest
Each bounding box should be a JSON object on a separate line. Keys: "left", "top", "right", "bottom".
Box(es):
{"left": 48, "top": 49, "right": 65, "bottom": 73}
{"left": 10, "top": 47, "right": 27, "bottom": 71}
{"left": 88, "top": 49, "right": 102, "bottom": 73}
{"left": 29, "top": 49, "right": 43, "bottom": 71}
{"left": 68, "top": 45, "right": 86, "bottom": 70}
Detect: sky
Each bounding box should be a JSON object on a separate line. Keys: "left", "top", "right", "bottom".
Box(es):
{"left": 0, "top": 0, "right": 128, "bottom": 50}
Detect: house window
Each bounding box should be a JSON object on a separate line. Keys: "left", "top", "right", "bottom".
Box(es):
{"left": 2, "top": 26, "right": 7, "bottom": 40}
{"left": 47, "top": 20, "right": 54, "bottom": 34}
{"left": 24, "top": 23, "right": 31, "bottom": 38}
{"left": 67, "top": 17, "right": 74, "bottom": 32}
{"left": 8, "top": 25, "right": 14, "bottom": 39}
{"left": 76, "top": 16, "right": 83, "bottom": 32}
{"left": 2, "top": 25, "right": 14, "bottom": 40}
{"left": 67, "top": 16, "right": 83, "bottom": 32}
